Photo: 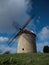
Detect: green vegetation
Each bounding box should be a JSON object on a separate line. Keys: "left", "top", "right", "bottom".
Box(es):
{"left": 0, "top": 53, "right": 49, "bottom": 65}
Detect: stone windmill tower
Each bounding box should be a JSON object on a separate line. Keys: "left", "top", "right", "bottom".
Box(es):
{"left": 17, "top": 29, "right": 36, "bottom": 53}
{"left": 8, "top": 15, "right": 37, "bottom": 53}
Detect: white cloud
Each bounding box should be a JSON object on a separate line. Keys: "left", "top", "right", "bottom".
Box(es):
{"left": 37, "top": 26, "right": 49, "bottom": 52}
{"left": 37, "top": 42, "right": 49, "bottom": 52}
{"left": 0, "top": 37, "right": 9, "bottom": 42}
{"left": 38, "top": 26, "right": 49, "bottom": 40}
{"left": 36, "top": 16, "right": 40, "bottom": 23}
{"left": 0, "top": 45, "right": 17, "bottom": 53}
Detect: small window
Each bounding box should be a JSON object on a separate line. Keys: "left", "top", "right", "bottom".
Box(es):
{"left": 22, "top": 48, "right": 24, "bottom": 51}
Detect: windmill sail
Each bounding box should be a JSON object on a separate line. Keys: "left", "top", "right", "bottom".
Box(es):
{"left": 22, "top": 14, "right": 35, "bottom": 30}
{"left": 8, "top": 31, "right": 21, "bottom": 45}
{"left": 8, "top": 14, "right": 35, "bottom": 46}
{"left": 12, "top": 21, "right": 22, "bottom": 31}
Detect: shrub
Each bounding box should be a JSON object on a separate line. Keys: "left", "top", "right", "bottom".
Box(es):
{"left": 4, "top": 51, "right": 10, "bottom": 54}
{"left": 43, "top": 45, "right": 49, "bottom": 53}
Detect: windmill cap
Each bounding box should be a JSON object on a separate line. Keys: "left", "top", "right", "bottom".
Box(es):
{"left": 21, "top": 29, "right": 36, "bottom": 37}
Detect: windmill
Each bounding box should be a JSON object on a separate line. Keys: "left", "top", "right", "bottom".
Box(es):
{"left": 8, "top": 14, "right": 37, "bottom": 53}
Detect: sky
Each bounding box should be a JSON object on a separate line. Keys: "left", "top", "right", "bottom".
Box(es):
{"left": 0, "top": 0, "right": 49, "bottom": 54}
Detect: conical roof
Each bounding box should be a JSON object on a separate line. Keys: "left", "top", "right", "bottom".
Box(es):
{"left": 21, "top": 29, "right": 36, "bottom": 36}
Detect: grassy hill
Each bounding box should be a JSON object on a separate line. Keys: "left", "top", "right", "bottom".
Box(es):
{"left": 0, "top": 53, "right": 49, "bottom": 65}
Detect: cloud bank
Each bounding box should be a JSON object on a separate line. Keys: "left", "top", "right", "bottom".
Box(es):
{"left": 0, "top": 37, "right": 8, "bottom": 42}
{"left": 0, "top": 45, "right": 17, "bottom": 53}
{"left": 38, "top": 26, "right": 49, "bottom": 40}
{"left": 0, "top": 0, "right": 29, "bottom": 33}
{"left": 37, "top": 26, "right": 49, "bottom": 52}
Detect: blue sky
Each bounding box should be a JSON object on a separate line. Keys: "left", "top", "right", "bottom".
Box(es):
{"left": 0, "top": 0, "right": 49, "bottom": 54}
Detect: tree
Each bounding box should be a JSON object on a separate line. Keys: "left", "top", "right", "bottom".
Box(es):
{"left": 43, "top": 45, "right": 49, "bottom": 53}
{"left": 4, "top": 51, "right": 10, "bottom": 54}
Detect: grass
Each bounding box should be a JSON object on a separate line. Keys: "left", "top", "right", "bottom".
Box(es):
{"left": 0, "top": 53, "right": 49, "bottom": 65}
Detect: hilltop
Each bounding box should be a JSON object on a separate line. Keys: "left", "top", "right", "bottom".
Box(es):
{"left": 0, "top": 53, "right": 49, "bottom": 65}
